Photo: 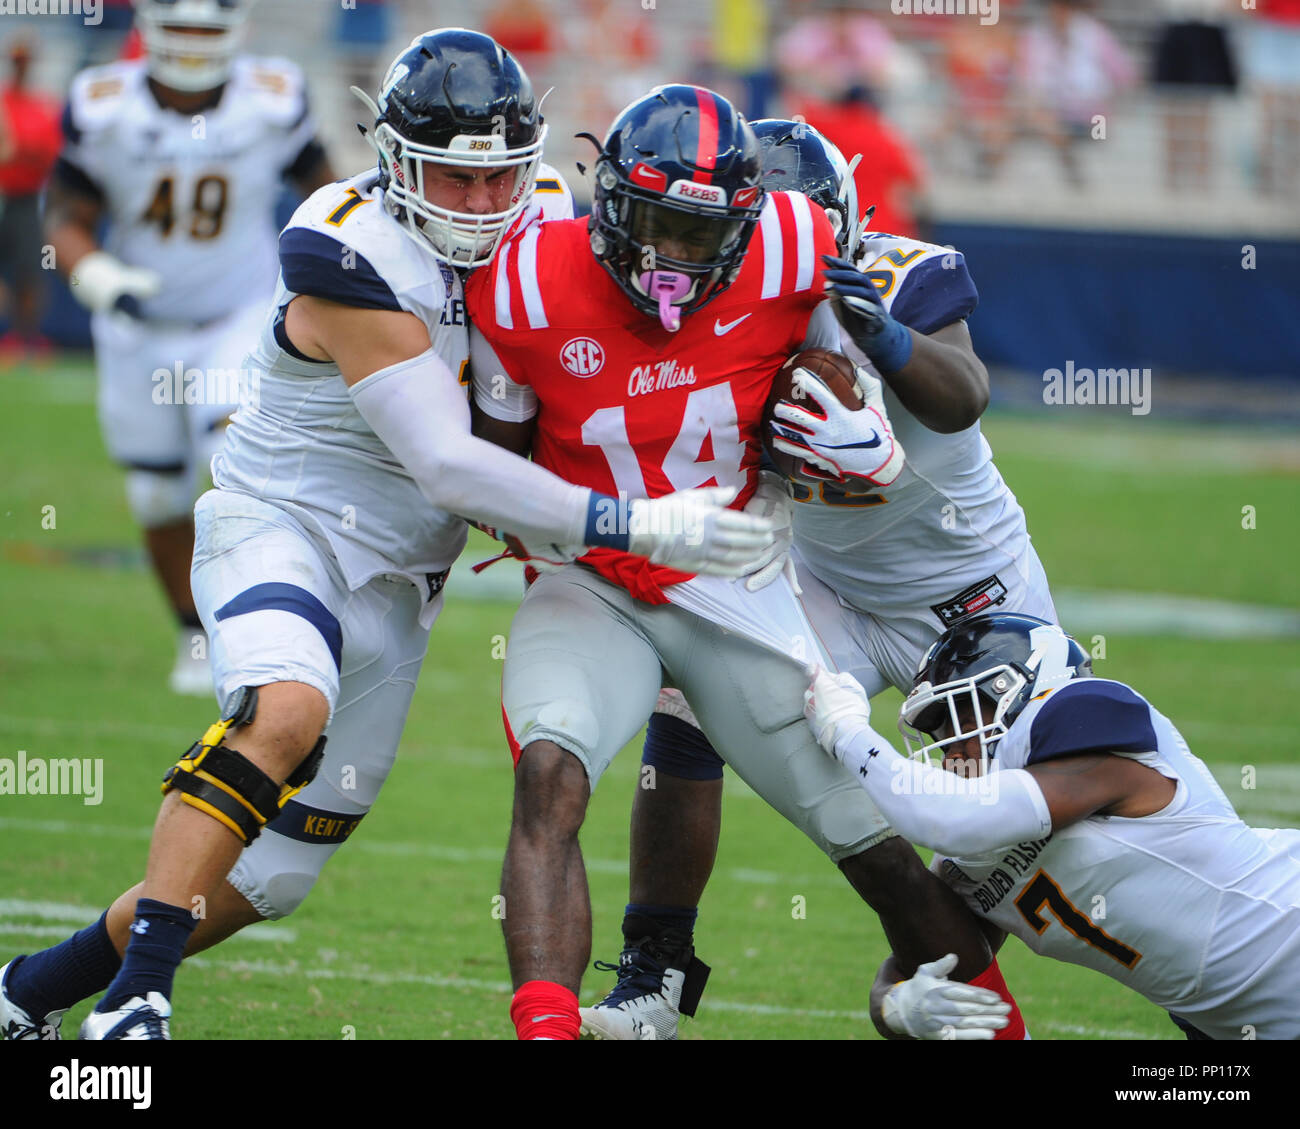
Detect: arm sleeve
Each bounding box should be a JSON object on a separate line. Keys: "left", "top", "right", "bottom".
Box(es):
{"left": 471, "top": 326, "right": 538, "bottom": 422}
{"left": 833, "top": 722, "right": 1053, "bottom": 857}
{"left": 348, "top": 349, "right": 626, "bottom": 549}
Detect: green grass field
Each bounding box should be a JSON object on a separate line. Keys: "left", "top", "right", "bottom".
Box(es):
{"left": 1, "top": 359, "right": 1297, "bottom": 1040}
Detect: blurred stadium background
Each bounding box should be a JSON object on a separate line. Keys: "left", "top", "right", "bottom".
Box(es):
{"left": 0, "top": 0, "right": 1297, "bottom": 1039}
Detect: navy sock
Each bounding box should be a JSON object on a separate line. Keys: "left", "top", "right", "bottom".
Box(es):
{"left": 624, "top": 903, "right": 698, "bottom": 941}
{"left": 5, "top": 910, "right": 121, "bottom": 1019}
{"left": 95, "top": 898, "right": 198, "bottom": 1012}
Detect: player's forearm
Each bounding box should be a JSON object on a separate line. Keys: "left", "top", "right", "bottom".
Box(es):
{"left": 45, "top": 217, "right": 100, "bottom": 278}
{"left": 830, "top": 724, "right": 1051, "bottom": 858}
{"left": 44, "top": 183, "right": 102, "bottom": 276}
{"left": 880, "top": 331, "right": 988, "bottom": 434}
{"left": 349, "top": 350, "right": 624, "bottom": 551}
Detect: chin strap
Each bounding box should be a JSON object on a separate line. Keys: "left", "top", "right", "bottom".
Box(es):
{"left": 637, "top": 270, "right": 693, "bottom": 332}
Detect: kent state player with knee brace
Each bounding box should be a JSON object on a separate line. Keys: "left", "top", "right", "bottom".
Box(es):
{"left": 465, "top": 87, "right": 1026, "bottom": 1041}
{"left": 580, "top": 119, "right": 1056, "bottom": 1040}
{"left": 1, "top": 31, "right": 772, "bottom": 1041}
{"left": 805, "top": 614, "right": 1300, "bottom": 1041}
{"left": 45, "top": 0, "right": 336, "bottom": 695}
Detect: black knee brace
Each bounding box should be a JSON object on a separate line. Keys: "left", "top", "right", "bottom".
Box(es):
{"left": 161, "top": 687, "right": 326, "bottom": 844}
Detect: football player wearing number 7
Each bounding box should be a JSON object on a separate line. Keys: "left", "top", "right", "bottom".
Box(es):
{"left": 806, "top": 613, "right": 1300, "bottom": 1041}
{"left": 464, "top": 85, "right": 1020, "bottom": 1041}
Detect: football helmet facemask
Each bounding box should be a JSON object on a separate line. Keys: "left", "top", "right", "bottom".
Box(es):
{"left": 357, "top": 28, "right": 546, "bottom": 268}
{"left": 586, "top": 85, "right": 764, "bottom": 332}
{"left": 751, "top": 118, "right": 862, "bottom": 258}
{"left": 134, "top": 0, "right": 250, "bottom": 93}
{"left": 900, "top": 614, "right": 1092, "bottom": 773}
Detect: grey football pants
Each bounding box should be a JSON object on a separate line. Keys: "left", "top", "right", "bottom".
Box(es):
{"left": 502, "top": 565, "right": 893, "bottom": 862}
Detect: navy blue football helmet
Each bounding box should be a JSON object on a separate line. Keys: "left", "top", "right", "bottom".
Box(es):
{"left": 900, "top": 613, "right": 1093, "bottom": 769}
{"left": 751, "top": 118, "right": 861, "bottom": 257}
{"left": 587, "top": 85, "right": 765, "bottom": 332}
{"left": 358, "top": 28, "right": 546, "bottom": 267}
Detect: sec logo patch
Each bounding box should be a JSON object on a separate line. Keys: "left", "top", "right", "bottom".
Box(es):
{"left": 560, "top": 337, "right": 604, "bottom": 378}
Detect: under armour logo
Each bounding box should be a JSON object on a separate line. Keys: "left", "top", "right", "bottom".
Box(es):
{"left": 129, "top": 921, "right": 150, "bottom": 935}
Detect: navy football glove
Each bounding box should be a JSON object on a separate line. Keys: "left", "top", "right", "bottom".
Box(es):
{"left": 822, "top": 254, "right": 913, "bottom": 376}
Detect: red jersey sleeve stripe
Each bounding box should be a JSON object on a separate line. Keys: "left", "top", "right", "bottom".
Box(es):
{"left": 790, "top": 191, "right": 815, "bottom": 292}
{"left": 505, "top": 236, "right": 531, "bottom": 329}
{"left": 772, "top": 191, "right": 799, "bottom": 295}
{"left": 493, "top": 237, "right": 515, "bottom": 330}
{"left": 692, "top": 87, "right": 719, "bottom": 185}
{"left": 758, "top": 195, "right": 783, "bottom": 299}
{"left": 517, "top": 224, "right": 548, "bottom": 329}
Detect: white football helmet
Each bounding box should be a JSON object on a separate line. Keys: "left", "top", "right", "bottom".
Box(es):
{"left": 134, "top": 0, "right": 251, "bottom": 93}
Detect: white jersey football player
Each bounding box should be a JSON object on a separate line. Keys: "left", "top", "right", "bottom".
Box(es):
{"left": 582, "top": 120, "right": 1054, "bottom": 1040}
{"left": 1, "top": 30, "right": 770, "bottom": 1042}
{"left": 806, "top": 614, "right": 1300, "bottom": 1041}
{"left": 46, "top": 0, "right": 336, "bottom": 695}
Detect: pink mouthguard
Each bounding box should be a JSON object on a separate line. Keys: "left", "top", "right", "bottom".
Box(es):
{"left": 637, "top": 270, "right": 692, "bottom": 332}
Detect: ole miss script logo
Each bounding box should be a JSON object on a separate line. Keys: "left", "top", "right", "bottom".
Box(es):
{"left": 560, "top": 337, "right": 605, "bottom": 377}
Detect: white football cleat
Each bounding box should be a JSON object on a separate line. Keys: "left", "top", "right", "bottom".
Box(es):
{"left": 168, "top": 628, "right": 213, "bottom": 697}
{"left": 79, "top": 993, "right": 171, "bottom": 1040}
{"left": 579, "top": 931, "right": 710, "bottom": 1041}
{"left": 0, "top": 959, "right": 66, "bottom": 1040}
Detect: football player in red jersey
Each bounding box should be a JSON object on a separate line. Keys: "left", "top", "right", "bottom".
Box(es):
{"left": 465, "top": 86, "right": 1021, "bottom": 1040}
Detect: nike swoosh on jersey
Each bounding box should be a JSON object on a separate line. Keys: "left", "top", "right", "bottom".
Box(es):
{"left": 714, "top": 314, "right": 752, "bottom": 335}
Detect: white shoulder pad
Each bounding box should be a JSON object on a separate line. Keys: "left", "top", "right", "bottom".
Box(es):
{"left": 229, "top": 55, "right": 309, "bottom": 129}
{"left": 66, "top": 60, "right": 145, "bottom": 134}
{"left": 854, "top": 233, "right": 978, "bottom": 334}
{"left": 280, "top": 173, "right": 452, "bottom": 323}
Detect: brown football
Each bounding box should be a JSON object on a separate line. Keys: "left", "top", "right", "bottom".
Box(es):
{"left": 763, "top": 347, "right": 863, "bottom": 482}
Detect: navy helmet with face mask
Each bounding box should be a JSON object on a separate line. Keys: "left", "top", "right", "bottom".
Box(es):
{"left": 901, "top": 614, "right": 1093, "bottom": 772}
{"left": 585, "top": 85, "right": 765, "bottom": 333}
{"left": 356, "top": 28, "right": 547, "bottom": 268}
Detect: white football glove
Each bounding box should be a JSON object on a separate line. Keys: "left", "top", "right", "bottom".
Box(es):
{"left": 741, "top": 471, "right": 799, "bottom": 593}
{"left": 770, "top": 365, "right": 904, "bottom": 487}
{"left": 628, "top": 486, "right": 776, "bottom": 579}
{"left": 803, "top": 666, "right": 873, "bottom": 756}
{"left": 880, "top": 953, "right": 1012, "bottom": 1041}
{"left": 70, "top": 250, "right": 162, "bottom": 316}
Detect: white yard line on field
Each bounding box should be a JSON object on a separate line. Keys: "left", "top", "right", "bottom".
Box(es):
{"left": 0, "top": 816, "right": 846, "bottom": 887}
{"left": 184, "top": 955, "right": 874, "bottom": 1021}
{"left": 0, "top": 898, "right": 296, "bottom": 943}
